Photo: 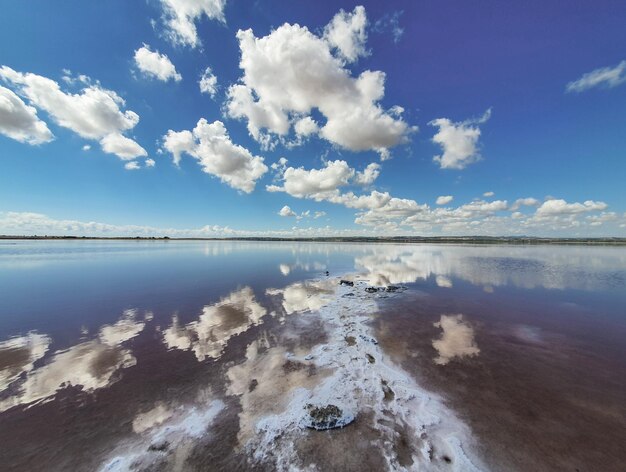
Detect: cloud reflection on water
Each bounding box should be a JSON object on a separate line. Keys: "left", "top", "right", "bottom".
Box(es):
{"left": 132, "top": 403, "right": 173, "bottom": 433}
{"left": 162, "top": 287, "right": 266, "bottom": 361}
{"left": 278, "top": 261, "right": 327, "bottom": 276}
{"left": 0, "top": 332, "right": 50, "bottom": 391}
{"left": 0, "top": 309, "right": 146, "bottom": 412}
{"left": 266, "top": 280, "right": 335, "bottom": 315}
{"left": 355, "top": 244, "right": 626, "bottom": 291}
{"left": 432, "top": 314, "right": 480, "bottom": 365}
{"left": 436, "top": 275, "right": 453, "bottom": 288}
{"left": 226, "top": 334, "right": 323, "bottom": 447}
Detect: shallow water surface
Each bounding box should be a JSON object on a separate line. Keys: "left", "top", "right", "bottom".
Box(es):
{"left": 0, "top": 241, "right": 625, "bottom": 471}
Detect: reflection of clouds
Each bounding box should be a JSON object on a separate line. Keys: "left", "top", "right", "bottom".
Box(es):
{"left": 229, "top": 280, "right": 486, "bottom": 470}
{"left": 355, "top": 250, "right": 435, "bottom": 286}
{"left": 266, "top": 280, "right": 334, "bottom": 315}
{"left": 355, "top": 244, "right": 626, "bottom": 291}
{"left": 195, "top": 241, "right": 371, "bottom": 259}
{"left": 0, "top": 341, "right": 136, "bottom": 412}
{"left": 432, "top": 315, "right": 480, "bottom": 365}
{"left": 0, "top": 332, "right": 50, "bottom": 390}
{"left": 162, "top": 287, "right": 266, "bottom": 361}
{"left": 226, "top": 335, "right": 322, "bottom": 446}
{"left": 0, "top": 311, "right": 145, "bottom": 412}
{"left": 102, "top": 397, "right": 224, "bottom": 472}
{"left": 436, "top": 275, "right": 453, "bottom": 288}
{"left": 201, "top": 241, "right": 236, "bottom": 257}
{"left": 132, "top": 403, "right": 173, "bottom": 433}
{"left": 279, "top": 261, "right": 327, "bottom": 276}
{"left": 512, "top": 324, "right": 543, "bottom": 344}
{"left": 100, "top": 309, "right": 146, "bottom": 346}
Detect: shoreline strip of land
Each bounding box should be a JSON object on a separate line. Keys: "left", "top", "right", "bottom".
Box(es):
{"left": 1, "top": 235, "right": 625, "bottom": 245}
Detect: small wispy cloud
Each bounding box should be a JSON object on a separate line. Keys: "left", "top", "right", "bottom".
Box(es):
{"left": 566, "top": 60, "right": 626, "bottom": 93}
{"left": 278, "top": 206, "right": 326, "bottom": 221}
{"left": 199, "top": 67, "right": 218, "bottom": 98}
{"left": 373, "top": 11, "right": 404, "bottom": 44}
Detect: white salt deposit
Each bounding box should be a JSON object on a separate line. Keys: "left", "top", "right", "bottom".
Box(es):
{"left": 234, "top": 277, "right": 487, "bottom": 471}
{"left": 98, "top": 275, "right": 486, "bottom": 471}
{"left": 100, "top": 399, "right": 224, "bottom": 472}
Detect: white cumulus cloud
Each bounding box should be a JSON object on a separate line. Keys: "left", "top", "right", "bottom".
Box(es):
{"left": 101, "top": 133, "right": 147, "bottom": 160}
{"left": 268, "top": 159, "right": 387, "bottom": 206}
{"left": 510, "top": 197, "right": 539, "bottom": 211}
{"left": 263, "top": 155, "right": 618, "bottom": 235}
{"left": 323, "top": 6, "right": 368, "bottom": 63}
{"left": 430, "top": 108, "right": 491, "bottom": 170}
{"left": 277, "top": 205, "right": 325, "bottom": 221}
{"left": 293, "top": 116, "right": 319, "bottom": 138}
{"left": 278, "top": 205, "right": 297, "bottom": 217}
{"left": 268, "top": 159, "right": 394, "bottom": 212}
{"left": 225, "top": 6, "right": 413, "bottom": 155}
{"left": 158, "top": 0, "right": 226, "bottom": 48}
{"left": 268, "top": 159, "right": 354, "bottom": 199}
{"left": 354, "top": 162, "right": 381, "bottom": 186}
{"left": 162, "top": 118, "right": 268, "bottom": 193}
{"left": 0, "top": 65, "right": 147, "bottom": 163}
{"left": 535, "top": 199, "right": 607, "bottom": 217}
{"left": 134, "top": 44, "right": 182, "bottom": 82}
{"left": 0, "top": 85, "right": 53, "bottom": 144}
{"left": 199, "top": 67, "right": 218, "bottom": 97}
{"left": 124, "top": 161, "right": 141, "bottom": 170}
{"left": 1, "top": 201, "right": 622, "bottom": 239}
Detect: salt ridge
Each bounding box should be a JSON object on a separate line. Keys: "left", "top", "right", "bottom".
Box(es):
{"left": 243, "top": 276, "right": 487, "bottom": 471}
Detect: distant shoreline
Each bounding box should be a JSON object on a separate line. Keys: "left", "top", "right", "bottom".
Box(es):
{"left": 2, "top": 235, "right": 625, "bottom": 245}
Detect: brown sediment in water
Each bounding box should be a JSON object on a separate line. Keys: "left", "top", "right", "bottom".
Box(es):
{"left": 296, "top": 410, "right": 389, "bottom": 471}
{"left": 373, "top": 290, "right": 626, "bottom": 472}
{"left": 0, "top": 346, "right": 31, "bottom": 373}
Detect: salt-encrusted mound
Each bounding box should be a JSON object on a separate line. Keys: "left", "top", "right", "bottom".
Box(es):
{"left": 303, "top": 403, "right": 355, "bottom": 430}
{"left": 239, "top": 276, "right": 488, "bottom": 471}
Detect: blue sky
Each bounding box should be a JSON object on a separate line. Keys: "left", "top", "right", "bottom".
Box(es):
{"left": 1, "top": 0, "right": 625, "bottom": 237}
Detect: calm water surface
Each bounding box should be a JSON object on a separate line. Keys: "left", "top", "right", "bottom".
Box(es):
{"left": 0, "top": 241, "right": 625, "bottom": 471}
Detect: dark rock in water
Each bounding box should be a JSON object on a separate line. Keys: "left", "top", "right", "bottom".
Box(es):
{"left": 304, "top": 404, "right": 354, "bottom": 430}
{"left": 248, "top": 378, "right": 258, "bottom": 392}
{"left": 366, "top": 353, "right": 375, "bottom": 364}
{"left": 148, "top": 440, "right": 169, "bottom": 452}
{"left": 365, "top": 287, "right": 379, "bottom": 293}
{"left": 386, "top": 285, "right": 404, "bottom": 292}
{"left": 343, "top": 292, "right": 355, "bottom": 297}
{"left": 325, "top": 271, "right": 330, "bottom": 276}
{"left": 359, "top": 334, "right": 378, "bottom": 345}
{"left": 345, "top": 335, "right": 356, "bottom": 346}
{"left": 283, "top": 360, "right": 306, "bottom": 373}
{"left": 381, "top": 380, "right": 395, "bottom": 402}
{"left": 339, "top": 280, "right": 354, "bottom": 286}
